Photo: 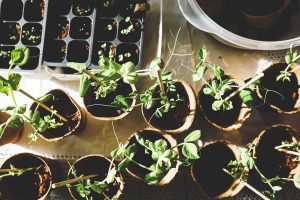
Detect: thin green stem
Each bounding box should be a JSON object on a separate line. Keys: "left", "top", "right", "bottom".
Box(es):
{"left": 124, "top": 154, "right": 154, "bottom": 172}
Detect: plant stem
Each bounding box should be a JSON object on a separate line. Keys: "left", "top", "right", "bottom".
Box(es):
{"left": 224, "top": 72, "right": 264, "bottom": 102}
{"left": 156, "top": 70, "right": 166, "bottom": 95}
{"left": 276, "top": 148, "right": 300, "bottom": 157}
{"left": 223, "top": 168, "right": 271, "bottom": 200}
{"left": 124, "top": 154, "right": 154, "bottom": 172}
{"left": 51, "top": 174, "right": 98, "bottom": 189}
{"left": 82, "top": 69, "right": 101, "bottom": 84}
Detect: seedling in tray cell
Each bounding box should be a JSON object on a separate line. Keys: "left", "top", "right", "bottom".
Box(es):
{"left": 72, "top": 0, "right": 94, "bottom": 16}
{"left": 24, "top": 0, "right": 45, "bottom": 22}
{"left": 21, "top": 23, "right": 42, "bottom": 45}
{"left": 118, "top": 17, "right": 142, "bottom": 43}
{"left": 95, "top": 0, "right": 118, "bottom": 18}
{"left": 48, "top": 0, "right": 72, "bottom": 16}
{"left": 92, "top": 42, "right": 116, "bottom": 65}
{"left": 116, "top": 43, "right": 139, "bottom": 65}
{"left": 0, "top": 23, "right": 21, "bottom": 45}
{"left": 94, "top": 18, "right": 117, "bottom": 41}
{"left": 46, "top": 16, "right": 70, "bottom": 40}
{"left": 70, "top": 17, "right": 92, "bottom": 40}
{"left": 67, "top": 40, "right": 90, "bottom": 63}
{"left": 119, "top": 0, "right": 148, "bottom": 18}
{"left": 0, "top": 0, "right": 23, "bottom": 21}
{"left": 44, "top": 40, "right": 67, "bottom": 62}
{"left": 0, "top": 46, "right": 14, "bottom": 69}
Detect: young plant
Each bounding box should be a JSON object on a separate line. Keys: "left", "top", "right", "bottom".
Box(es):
{"left": 0, "top": 47, "right": 66, "bottom": 142}
{"left": 111, "top": 130, "right": 201, "bottom": 185}
{"left": 0, "top": 164, "right": 42, "bottom": 180}
{"left": 191, "top": 48, "right": 262, "bottom": 111}
{"left": 120, "top": 17, "right": 135, "bottom": 35}
{"left": 276, "top": 45, "right": 300, "bottom": 82}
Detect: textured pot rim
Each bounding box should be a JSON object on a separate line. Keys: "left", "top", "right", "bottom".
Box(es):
{"left": 190, "top": 140, "right": 245, "bottom": 199}
{"left": 0, "top": 152, "right": 53, "bottom": 200}
{"left": 0, "top": 111, "right": 23, "bottom": 145}
{"left": 256, "top": 62, "right": 300, "bottom": 114}
{"left": 31, "top": 89, "right": 86, "bottom": 142}
{"left": 84, "top": 83, "right": 137, "bottom": 121}
{"left": 141, "top": 79, "right": 197, "bottom": 134}
{"left": 67, "top": 154, "right": 124, "bottom": 200}
{"left": 198, "top": 76, "right": 252, "bottom": 132}
{"left": 252, "top": 124, "right": 300, "bottom": 177}
{"left": 125, "top": 127, "right": 180, "bottom": 186}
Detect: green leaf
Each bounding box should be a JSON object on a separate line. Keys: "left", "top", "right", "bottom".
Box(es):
{"left": 0, "top": 125, "right": 4, "bottom": 138}
{"left": 17, "top": 105, "right": 26, "bottom": 114}
{"left": 182, "top": 143, "right": 200, "bottom": 160}
{"left": 239, "top": 89, "right": 255, "bottom": 107}
{"left": 192, "top": 74, "right": 201, "bottom": 82}
{"left": 1, "top": 106, "right": 16, "bottom": 112}
{"left": 294, "top": 170, "right": 300, "bottom": 189}
{"left": 8, "top": 73, "right": 21, "bottom": 90}
{"left": 38, "top": 94, "right": 55, "bottom": 103}
{"left": 241, "top": 152, "right": 255, "bottom": 169}
{"left": 9, "top": 47, "right": 30, "bottom": 67}
{"left": 184, "top": 130, "right": 201, "bottom": 142}
{"left": 272, "top": 186, "right": 282, "bottom": 191}
{"left": 79, "top": 74, "right": 91, "bottom": 97}
{"left": 197, "top": 49, "right": 207, "bottom": 61}
{"left": 144, "top": 171, "right": 163, "bottom": 185}
{"left": 213, "top": 64, "right": 224, "bottom": 80}
{"left": 203, "top": 87, "right": 214, "bottom": 96}
{"left": 154, "top": 139, "right": 168, "bottom": 152}
{"left": 212, "top": 100, "right": 223, "bottom": 111}
{"left": 106, "top": 167, "right": 117, "bottom": 184}
{"left": 0, "top": 86, "right": 12, "bottom": 96}
{"left": 6, "top": 115, "right": 23, "bottom": 128}
{"left": 195, "top": 63, "right": 207, "bottom": 80}
{"left": 31, "top": 111, "right": 41, "bottom": 124}
{"left": 118, "top": 158, "right": 130, "bottom": 171}
{"left": 67, "top": 62, "right": 86, "bottom": 73}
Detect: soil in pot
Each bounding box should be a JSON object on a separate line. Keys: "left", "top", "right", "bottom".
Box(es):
{"left": 116, "top": 43, "right": 139, "bottom": 65}
{"left": 94, "top": 18, "right": 117, "bottom": 41}
{"left": 238, "top": 0, "right": 284, "bottom": 16}
{"left": 21, "top": 23, "right": 42, "bottom": 46}
{"left": 67, "top": 40, "right": 90, "bottom": 63}
{"left": 199, "top": 79, "right": 242, "bottom": 128}
{"left": 70, "top": 17, "right": 92, "bottom": 39}
{"left": 192, "top": 141, "right": 237, "bottom": 198}
{"left": 24, "top": 0, "right": 45, "bottom": 22}
{"left": 19, "top": 47, "right": 40, "bottom": 70}
{"left": 43, "top": 40, "right": 66, "bottom": 62}
{"left": 0, "top": 0, "right": 23, "bottom": 21}
{"left": 118, "top": 18, "right": 142, "bottom": 43}
{"left": 72, "top": 0, "right": 94, "bottom": 16}
{"left": 258, "top": 63, "right": 298, "bottom": 112}
{"left": 95, "top": 0, "right": 118, "bottom": 18}
{"left": 84, "top": 79, "right": 134, "bottom": 118}
{"left": 127, "top": 129, "right": 172, "bottom": 179}
{"left": 30, "top": 90, "right": 82, "bottom": 140}
{"left": 92, "top": 42, "right": 116, "bottom": 65}
{"left": 45, "top": 16, "right": 70, "bottom": 40}
{"left": 0, "top": 153, "right": 52, "bottom": 200}
{"left": 0, "top": 46, "right": 14, "bottom": 69}
{"left": 0, "top": 22, "right": 21, "bottom": 45}
{"left": 48, "top": 0, "right": 72, "bottom": 16}
{"left": 142, "top": 81, "right": 190, "bottom": 130}
{"left": 119, "top": 0, "right": 147, "bottom": 18}
{"left": 68, "top": 155, "right": 122, "bottom": 200}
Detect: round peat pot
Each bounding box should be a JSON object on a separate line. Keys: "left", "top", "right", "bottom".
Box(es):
{"left": 256, "top": 62, "right": 300, "bottom": 114}
{"left": 95, "top": 0, "right": 118, "bottom": 18}
{"left": 251, "top": 125, "right": 299, "bottom": 181}
{"left": 118, "top": 18, "right": 142, "bottom": 43}
{"left": 0, "top": 153, "right": 53, "bottom": 200}
{"left": 72, "top": 0, "right": 94, "bottom": 16}
{"left": 45, "top": 16, "right": 70, "bottom": 40}
{"left": 191, "top": 141, "right": 244, "bottom": 199}
{"left": 24, "top": 0, "right": 45, "bottom": 22}
{"left": 30, "top": 89, "right": 86, "bottom": 142}
{"left": 198, "top": 77, "right": 251, "bottom": 131}
{"left": 44, "top": 40, "right": 67, "bottom": 62}
{"left": 67, "top": 40, "right": 90, "bottom": 63}
{"left": 68, "top": 155, "right": 124, "bottom": 200}
{"left": 0, "top": 0, "right": 23, "bottom": 21}
{"left": 0, "top": 22, "right": 21, "bottom": 45}
{"left": 237, "top": 0, "right": 290, "bottom": 30}
{"left": 92, "top": 42, "right": 116, "bottom": 65}
{"left": 0, "top": 46, "right": 15, "bottom": 68}
{"left": 21, "top": 23, "right": 43, "bottom": 46}
{"left": 196, "top": 0, "right": 225, "bottom": 17}
{"left": 142, "top": 80, "right": 196, "bottom": 134}
{"left": 94, "top": 18, "right": 118, "bottom": 41}
{"left": 84, "top": 79, "right": 137, "bottom": 121}
{"left": 116, "top": 43, "right": 140, "bottom": 66}
{"left": 0, "top": 112, "right": 23, "bottom": 146}
{"left": 19, "top": 47, "right": 40, "bottom": 70}
{"left": 70, "top": 17, "right": 92, "bottom": 40}
{"left": 125, "top": 128, "right": 179, "bottom": 186}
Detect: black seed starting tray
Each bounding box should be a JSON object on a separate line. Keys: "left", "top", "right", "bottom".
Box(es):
{"left": 0, "top": 0, "right": 146, "bottom": 72}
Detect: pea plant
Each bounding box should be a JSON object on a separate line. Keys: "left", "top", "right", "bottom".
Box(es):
{"left": 0, "top": 47, "right": 66, "bottom": 143}
{"left": 111, "top": 130, "right": 201, "bottom": 185}
{"left": 0, "top": 164, "right": 42, "bottom": 180}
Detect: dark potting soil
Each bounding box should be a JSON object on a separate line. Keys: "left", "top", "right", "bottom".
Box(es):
{"left": 72, "top": 0, "right": 95, "bottom": 16}
{"left": 0, "top": 154, "right": 51, "bottom": 200}
{"left": 143, "top": 82, "right": 190, "bottom": 130}
{"left": 259, "top": 63, "right": 299, "bottom": 112}
{"left": 94, "top": 18, "right": 117, "bottom": 41}
{"left": 84, "top": 79, "right": 133, "bottom": 118}
{"left": 21, "top": 23, "right": 43, "bottom": 46}
{"left": 70, "top": 17, "right": 92, "bottom": 39}
{"left": 19, "top": 47, "right": 40, "bottom": 70}
{"left": 239, "top": 0, "right": 284, "bottom": 16}
{"left": 0, "top": 46, "right": 14, "bottom": 68}
{"left": 69, "top": 156, "right": 121, "bottom": 200}
{"left": 192, "top": 141, "right": 236, "bottom": 198}
{"left": 119, "top": 0, "right": 147, "bottom": 18}
{"left": 92, "top": 42, "right": 116, "bottom": 65}
{"left": 45, "top": 17, "right": 70, "bottom": 40}
{"left": 48, "top": 0, "right": 72, "bottom": 16}
{"left": 199, "top": 79, "right": 242, "bottom": 128}
{"left": 127, "top": 130, "right": 172, "bottom": 179}
{"left": 24, "top": 0, "right": 45, "bottom": 22}
{"left": 67, "top": 40, "right": 90, "bottom": 63}
{"left": 30, "top": 90, "right": 81, "bottom": 139}
{"left": 118, "top": 19, "right": 142, "bottom": 43}
{"left": 0, "top": 0, "right": 23, "bottom": 21}
{"left": 95, "top": 0, "right": 118, "bottom": 18}
{"left": 116, "top": 43, "right": 139, "bottom": 66}
{"left": 0, "top": 22, "right": 21, "bottom": 45}
{"left": 44, "top": 40, "right": 66, "bottom": 62}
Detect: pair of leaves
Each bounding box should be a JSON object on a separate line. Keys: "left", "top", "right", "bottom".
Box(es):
{"left": 212, "top": 99, "right": 233, "bottom": 111}
{"left": 9, "top": 47, "right": 30, "bottom": 67}
{"left": 149, "top": 58, "right": 164, "bottom": 80}
{"left": 182, "top": 130, "right": 201, "bottom": 160}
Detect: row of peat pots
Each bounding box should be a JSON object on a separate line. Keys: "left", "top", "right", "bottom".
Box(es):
{"left": 0, "top": 0, "right": 146, "bottom": 71}
{"left": 1, "top": 125, "right": 300, "bottom": 199}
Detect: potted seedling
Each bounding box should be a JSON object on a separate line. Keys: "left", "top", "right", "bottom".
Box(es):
{"left": 21, "top": 23, "right": 42, "bottom": 45}
{"left": 191, "top": 140, "right": 244, "bottom": 199}
{"left": 141, "top": 58, "right": 197, "bottom": 134}
{"left": 96, "top": 0, "right": 118, "bottom": 18}
{"left": 94, "top": 19, "right": 117, "bottom": 41}
{"left": 190, "top": 49, "right": 262, "bottom": 131}
{"left": 0, "top": 153, "right": 53, "bottom": 200}
{"left": 70, "top": 17, "right": 92, "bottom": 40}
{"left": 51, "top": 155, "right": 123, "bottom": 200}
{"left": 119, "top": 0, "right": 148, "bottom": 18}
{"left": 112, "top": 128, "right": 201, "bottom": 185}
{"left": 24, "top": 0, "right": 45, "bottom": 22}
{"left": 116, "top": 43, "right": 140, "bottom": 66}
{"left": 1, "top": 22, "right": 21, "bottom": 45}
{"left": 73, "top": 0, "right": 94, "bottom": 16}
{"left": 118, "top": 17, "right": 142, "bottom": 43}
{"left": 67, "top": 55, "right": 138, "bottom": 121}
{"left": 256, "top": 45, "right": 300, "bottom": 114}
{"left": 92, "top": 42, "right": 116, "bottom": 66}
{"left": 236, "top": 0, "right": 290, "bottom": 30}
